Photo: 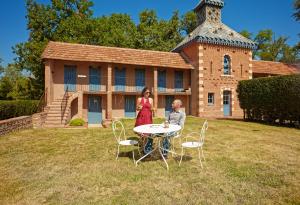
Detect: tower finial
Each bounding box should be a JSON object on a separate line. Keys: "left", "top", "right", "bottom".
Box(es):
{"left": 194, "top": 0, "right": 224, "bottom": 25}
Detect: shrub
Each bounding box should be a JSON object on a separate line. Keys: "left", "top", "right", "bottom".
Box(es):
{"left": 0, "top": 100, "right": 39, "bottom": 120}
{"left": 237, "top": 74, "right": 300, "bottom": 125}
{"left": 69, "top": 118, "right": 85, "bottom": 126}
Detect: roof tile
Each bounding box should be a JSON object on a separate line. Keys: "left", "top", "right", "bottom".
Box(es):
{"left": 42, "top": 41, "right": 193, "bottom": 69}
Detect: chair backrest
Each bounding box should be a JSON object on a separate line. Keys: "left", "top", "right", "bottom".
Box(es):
{"left": 112, "top": 120, "right": 126, "bottom": 142}
{"left": 200, "top": 120, "right": 208, "bottom": 143}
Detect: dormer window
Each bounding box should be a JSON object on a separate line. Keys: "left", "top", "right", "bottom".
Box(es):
{"left": 224, "top": 55, "right": 231, "bottom": 75}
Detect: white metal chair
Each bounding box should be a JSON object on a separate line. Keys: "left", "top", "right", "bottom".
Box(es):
{"left": 112, "top": 120, "right": 139, "bottom": 163}
{"left": 171, "top": 126, "right": 184, "bottom": 156}
{"left": 179, "top": 120, "right": 208, "bottom": 168}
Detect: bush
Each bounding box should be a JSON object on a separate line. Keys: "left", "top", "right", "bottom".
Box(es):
{"left": 69, "top": 118, "right": 85, "bottom": 126}
{"left": 237, "top": 74, "right": 300, "bottom": 125}
{"left": 0, "top": 100, "right": 39, "bottom": 120}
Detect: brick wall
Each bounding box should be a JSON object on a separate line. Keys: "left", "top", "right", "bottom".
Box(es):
{"left": 0, "top": 116, "right": 33, "bottom": 136}
{"left": 200, "top": 44, "right": 252, "bottom": 118}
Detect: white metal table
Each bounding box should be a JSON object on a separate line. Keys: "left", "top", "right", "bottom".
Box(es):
{"left": 133, "top": 124, "right": 181, "bottom": 170}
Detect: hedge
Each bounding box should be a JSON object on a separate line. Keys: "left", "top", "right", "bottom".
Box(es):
{"left": 0, "top": 100, "right": 39, "bottom": 120}
{"left": 237, "top": 74, "right": 300, "bottom": 124}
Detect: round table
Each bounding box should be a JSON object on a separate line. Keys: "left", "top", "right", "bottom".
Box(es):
{"left": 133, "top": 124, "right": 182, "bottom": 170}
{"left": 133, "top": 124, "right": 181, "bottom": 135}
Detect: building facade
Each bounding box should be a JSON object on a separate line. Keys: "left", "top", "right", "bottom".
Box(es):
{"left": 41, "top": 0, "right": 299, "bottom": 127}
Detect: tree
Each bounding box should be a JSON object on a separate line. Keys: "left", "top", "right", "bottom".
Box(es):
{"left": 181, "top": 11, "right": 197, "bottom": 35}
{"left": 294, "top": 0, "right": 300, "bottom": 21}
{"left": 239, "top": 30, "right": 252, "bottom": 40}
{"left": 0, "top": 58, "right": 4, "bottom": 75}
{"left": 13, "top": 0, "right": 95, "bottom": 97}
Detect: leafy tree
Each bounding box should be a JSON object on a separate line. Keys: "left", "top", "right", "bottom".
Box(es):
{"left": 0, "top": 58, "right": 4, "bottom": 75}
{"left": 13, "top": 0, "right": 95, "bottom": 98}
{"left": 0, "top": 77, "right": 13, "bottom": 100}
{"left": 239, "top": 30, "right": 252, "bottom": 40}
{"left": 294, "top": 0, "right": 300, "bottom": 21}
{"left": 93, "top": 14, "right": 138, "bottom": 48}
{"left": 181, "top": 11, "right": 197, "bottom": 35}
{"left": 136, "top": 10, "right": 183, "bottom": 51}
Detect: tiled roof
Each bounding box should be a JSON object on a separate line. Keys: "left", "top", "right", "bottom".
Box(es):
{"left": 194, "top": 0, "right": 224, "bottom": 10}
{"left": 173, "top": 21, "right": 257, "bottom": 51}
{"left": 252, "top": 60, "right": 300, "bottom": 75}
{"left": 42, "top": 41, "right": 193, "bottom": 69}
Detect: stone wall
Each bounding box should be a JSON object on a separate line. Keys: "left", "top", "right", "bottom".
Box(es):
{"left": 32, "top": 112, "right": 47, "bottom": 129}
{"left": 0, "top": 116, "right": 33, "bottom": 136}
{"left": 0, "top": 112, "right": 48, "bottom": 136}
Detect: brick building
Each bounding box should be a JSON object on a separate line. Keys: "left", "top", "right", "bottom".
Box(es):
{"left": 41, "top": 0, "right": 299, "bottom": 127}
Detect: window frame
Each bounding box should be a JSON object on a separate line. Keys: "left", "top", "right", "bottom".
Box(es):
{"left": 208, "top": 93, "right": 215, "bottom": 106}
{"left": 223, "top": 55, "right": 231, "bottom": 75}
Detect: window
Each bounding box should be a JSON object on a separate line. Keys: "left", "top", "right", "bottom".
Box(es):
{"left": 174, "top": 71, "right": 184, "bottom": 92}
{"left": 158, "top": 70, "right": 166, "bottom": 92}
{"left": 223, "top": 55, "right": 231, "bottom": 75}
{"left": 114, "top": 67, "right": 126, "bottom": 91}
{"left": 210, "top": 61, "right": 213, "bottom": 75}
{"left": 208, "top": 93, "right": 214, "bottom": 105}
{"left": 135, "top": 69, "right": 145, "bottom": 92}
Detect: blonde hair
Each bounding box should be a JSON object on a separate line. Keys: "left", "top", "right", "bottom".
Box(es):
{"left": 173, "top": 99, "right": 182, "bottom": 107}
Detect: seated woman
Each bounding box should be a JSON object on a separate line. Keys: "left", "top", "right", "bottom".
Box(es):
{"left": 135, "top": 87, "right": 154, "bottom": 154}
{"left": 162, "top": 99, "right": 186, "bottom": 157}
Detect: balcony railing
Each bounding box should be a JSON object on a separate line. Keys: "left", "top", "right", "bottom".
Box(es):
{"left": 67, "top": 75, "right": 191, "bottom": 94}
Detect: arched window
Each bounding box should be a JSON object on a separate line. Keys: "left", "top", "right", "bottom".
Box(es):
{"left": 224, "top": 55, "right": 231, "bottom": 75}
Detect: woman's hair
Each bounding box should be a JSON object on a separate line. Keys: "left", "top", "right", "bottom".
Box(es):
{"left": 141, "top": 87, "right": 151, "bottom": 97}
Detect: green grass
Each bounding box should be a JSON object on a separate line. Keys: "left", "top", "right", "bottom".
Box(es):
{"left": 0, "top": 117, "right": 300, "bottom": 205}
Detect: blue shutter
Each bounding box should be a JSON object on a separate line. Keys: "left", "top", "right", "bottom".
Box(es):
{"left": 135, "top": 69, "right": 145, "bottom": 92}
{"left": 64, "top": 66, "right": 77, "bottom": 92}
{"left": 158, "top": 70, "right": 166, "bottom": 92}
{"left": 175, "top": 71, "right": 184, "bottom": 92}
{"left": 88, "top": 96, "right": 102, "bottom": 124}
{"left": 115, "top": 68, "right": 126, "bottom": 91}
{"left": 89, "top": 67, "right": 101, "bottom": 91}
{"left": 125, "top": 96, "right": 136, "bottom": 118}
{"left": 165, "top": 96, "right": 175, "bottom": 117}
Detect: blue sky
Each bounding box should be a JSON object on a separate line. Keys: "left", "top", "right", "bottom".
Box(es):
{"left": 0, "top": 0, "right": 299, "bottom": 66}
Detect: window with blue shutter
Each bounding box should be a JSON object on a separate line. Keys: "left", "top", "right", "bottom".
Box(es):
{"left": 224, "top": 55, "right": 231, "bottom": 75}
{"left": 135, "top": 69, "right": 145, "bottom": 92}
{"left": 158, "top": 70, "right": 166, "bottom": 92}
{"left": 175, "top": 71, "right": 184, "bottom": 92}
{"left": 64, "top": 66, "right": 77, "bottom": 92}
{"left": 125, "top": 96, "right": 136, "bottom": 118}
{"left": 114, "top": 67, "right": 126, "bottom": 91}
{"left": 89, "top": 67, "right": 101, "bottom": 92}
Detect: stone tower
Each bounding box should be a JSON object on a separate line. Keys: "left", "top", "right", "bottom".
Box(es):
{"left": 194, "top": 0, "right": 224, "bottom": 25}
{"left": 173, "top": 0, "right": 257, "bottom": 118}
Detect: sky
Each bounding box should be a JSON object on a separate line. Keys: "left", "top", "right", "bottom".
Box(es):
{"left": 0, "top": 0, "right": 299, "bottom": 66}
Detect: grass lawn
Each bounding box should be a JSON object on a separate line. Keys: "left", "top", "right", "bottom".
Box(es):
{"left": 0, "top": 117, "right": 300, "bottom": 205}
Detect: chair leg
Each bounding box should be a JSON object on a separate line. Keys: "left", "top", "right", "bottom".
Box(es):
{"left": 201, "top": 146, "right": 205, "bottom": 161}
{"left": 171, "top": 138, "right": 175, "bottom": 157}
{"left": 116, "top": 144, "right": 120, "bottom": 160}
{"left": 179, "top": 147, "right": 184, "bottom": 166}
{"left": 132, "top": 149, "right": 135, "bottom": 164}
{"left": 198, "top": 147, "right": 203, "bottom": 169}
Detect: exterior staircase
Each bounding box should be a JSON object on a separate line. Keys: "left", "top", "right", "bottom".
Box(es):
{"left": 43, "top": 98, "right": 71, "bottom": 128}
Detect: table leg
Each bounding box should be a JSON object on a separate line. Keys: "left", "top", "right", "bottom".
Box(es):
{"left": 135, "top": 147, "right": 157, "bottom": 166}
{"left": 158, "top": 140, "right": 169, "bottom": 171}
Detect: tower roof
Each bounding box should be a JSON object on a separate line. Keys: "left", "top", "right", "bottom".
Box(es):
{"left": 173, "top": 21, "right": 257, "bottom": 51}
{"left": 173, "top": 0, "right": 257, "bottom": 52}
{"left": 194, "top": 0, "right": 224, "bottom": 11}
